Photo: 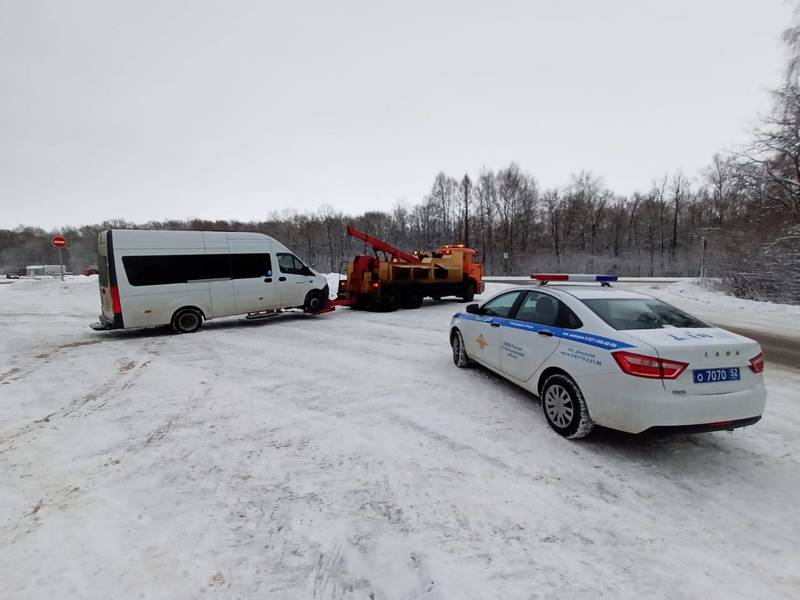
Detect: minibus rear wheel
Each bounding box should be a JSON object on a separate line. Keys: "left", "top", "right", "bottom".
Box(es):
{"left": 171, "top": 308, "right": 203, "bottom": 334}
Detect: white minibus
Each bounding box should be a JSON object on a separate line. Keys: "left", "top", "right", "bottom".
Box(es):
{"left": 91, "top": 229, "right": 329, "bottom": 333}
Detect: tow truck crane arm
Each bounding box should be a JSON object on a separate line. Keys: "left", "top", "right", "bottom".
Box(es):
{"left": 346, "top": 225, "right": 421, "bottom": 264}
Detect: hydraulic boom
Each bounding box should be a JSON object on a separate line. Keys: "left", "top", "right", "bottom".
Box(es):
{"left": 346, "top": 225, "right": 421, "bottom": 264}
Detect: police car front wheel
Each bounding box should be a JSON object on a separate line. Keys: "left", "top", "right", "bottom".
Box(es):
{"left": 450, "top": 329, "right": 472, "bottom": 368}
{"left": 541, "top": 374, "right": 594, "bottom": 439}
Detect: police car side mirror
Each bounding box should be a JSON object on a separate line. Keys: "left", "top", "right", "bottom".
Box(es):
{"left": 466, "top": 303, "right": 480, "bottom": 314}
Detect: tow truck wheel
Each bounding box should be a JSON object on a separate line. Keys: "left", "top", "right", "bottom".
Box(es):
{"left": 403, "top": 289, "right": 423, "bottom": 309}
{"left": 380, "top": 289, "right": 400, "bottom": 311}
{"left": 304, "top": 290, "right": 325, "bottom": 313}
{"left": 171, "top": 308, "right": 203, "bottom": 334}
{"left": 450, "top": 329, "right": 472, "bottom": 368}
{"left": 541, "top": 374, "right": 594, "bottom": 439}
{"left": 461, "top": 282, "right": 476, "bottom": 302}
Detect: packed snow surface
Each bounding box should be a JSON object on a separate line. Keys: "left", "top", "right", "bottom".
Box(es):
{"left": 1, "top": 277, "right": 799, "bottom": 599}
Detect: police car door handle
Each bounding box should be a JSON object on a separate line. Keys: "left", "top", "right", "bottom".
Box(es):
{"left": 491, "top": 322, "right": 501, "bottom": 327}
{"left": 278, "top": 276, "right": 287, "bottom": 282}
{"left": 264, "top": 277, "right": 272, "bottom": 283}
{"left": 538, "top": 330, "right": 554, "bottom": 337}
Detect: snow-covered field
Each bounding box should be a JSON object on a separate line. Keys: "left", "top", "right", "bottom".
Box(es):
{"left": 2, "top": 277, "right": 799, "bottom": 599}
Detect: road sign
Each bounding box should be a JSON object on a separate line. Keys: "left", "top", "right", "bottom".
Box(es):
{"left": 52, "top": 235, "right": 68, "bottom": 280}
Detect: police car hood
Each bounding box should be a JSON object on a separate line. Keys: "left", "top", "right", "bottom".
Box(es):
{"left": 620, "top": 326, "right": 760, "bottom": 367}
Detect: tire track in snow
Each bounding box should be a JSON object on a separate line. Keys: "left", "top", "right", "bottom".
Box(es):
{"left": 0, "top": 337, "right": 167, "bottom": 453}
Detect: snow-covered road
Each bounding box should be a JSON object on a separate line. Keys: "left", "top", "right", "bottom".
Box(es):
{"left": 1, "top": 277, "right": 799, "bottom": 599}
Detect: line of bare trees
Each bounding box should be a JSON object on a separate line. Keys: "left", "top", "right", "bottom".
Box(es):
{"left": 1, "top": 152, "right": 793, "bottom": 283}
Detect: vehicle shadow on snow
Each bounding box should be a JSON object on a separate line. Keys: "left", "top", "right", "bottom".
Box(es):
{"left": 201, "top": 312, "right": 313, "bottom": 330}
{"left": 469, "top": 362, "right": 749, "bottom": 467}
{"left": 93, "top": 312, "right": 314, "bottom": 341}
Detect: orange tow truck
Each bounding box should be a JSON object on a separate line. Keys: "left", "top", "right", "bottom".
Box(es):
{"left": 330, "top": 225, "right": 484, "bottom": 311}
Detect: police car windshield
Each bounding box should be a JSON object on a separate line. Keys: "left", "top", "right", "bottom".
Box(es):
{"left": 581, "top": 298, "right": 709, "bottom": 330}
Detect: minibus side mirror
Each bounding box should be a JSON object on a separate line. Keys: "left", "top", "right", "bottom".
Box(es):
{"left": 466, "top": 303, "right": 480, "bottom": 314}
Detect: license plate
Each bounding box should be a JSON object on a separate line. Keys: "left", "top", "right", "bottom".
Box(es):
{"left": 693, "top": 367, "right": 740, "bottom": 384}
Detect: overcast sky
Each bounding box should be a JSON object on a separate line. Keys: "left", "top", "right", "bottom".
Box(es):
{"left": 0, "top": 0, "right": 794, "bottom": 229}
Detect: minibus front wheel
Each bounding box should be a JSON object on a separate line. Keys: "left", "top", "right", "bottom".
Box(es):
{"left": 171, "top": 307, "right": 203, "bottom": 334}
{"left": 303, "top": 290, "right": 326, "bottom": 313}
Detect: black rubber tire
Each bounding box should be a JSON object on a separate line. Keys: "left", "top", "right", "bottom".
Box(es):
{"left": 402, "top": 289, "right": 423, "bottom": 309}
{"left": 461, "top": 281, "right": 476, "bottom": 302}
{"left": 304, "top": 290, "right": 326, "bottom": 313}
{"left": 450, "top": 329, "right": 472, "bottom": 368}
{"left": 171, "top": 308, "right": 203, "bottom": 334}
{"left": 381, "top": 288, "right": 400, "bottom": 312}
{"left": 541, "top": 373, "right": 594, "bottom": 439}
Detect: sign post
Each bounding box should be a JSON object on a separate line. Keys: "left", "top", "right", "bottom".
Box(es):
{"left": 52, "top": 235, "right": 68, "bottom": 280}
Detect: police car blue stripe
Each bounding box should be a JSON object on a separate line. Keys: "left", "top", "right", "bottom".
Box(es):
{"left": 453, "top": 313, "right": 635, "bottom": 350}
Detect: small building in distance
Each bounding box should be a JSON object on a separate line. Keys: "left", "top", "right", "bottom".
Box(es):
{"left": 26, "top": 264, "right": 65, "bottom": 276}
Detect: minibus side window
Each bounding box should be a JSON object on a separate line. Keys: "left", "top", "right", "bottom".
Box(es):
{"left": 123, "top": 254, "right": 231, "bottom": 286}
{"left": 231, "top": 253, "right": 272, "bottom": 279}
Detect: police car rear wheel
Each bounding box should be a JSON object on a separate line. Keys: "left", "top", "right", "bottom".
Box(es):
{"left": 451, "top": 329, "right": 472, "bottom": 368}
{"left": 541, "top": 374, "right": 593, "bottom": 439}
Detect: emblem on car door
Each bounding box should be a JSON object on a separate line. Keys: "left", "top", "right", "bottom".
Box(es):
{"left": 476, "top": 334, "right": 489, "bottom": 350}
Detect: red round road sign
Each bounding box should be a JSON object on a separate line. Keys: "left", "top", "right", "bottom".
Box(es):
{"left": 52, "top": 235, "right": 68, "bottom": 248}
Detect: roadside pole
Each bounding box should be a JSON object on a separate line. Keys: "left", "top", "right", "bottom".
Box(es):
{"left": 51, "top": 235, "right": 68, "bottom": 280}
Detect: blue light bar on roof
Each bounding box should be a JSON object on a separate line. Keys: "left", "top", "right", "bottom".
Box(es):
{"left": 531, "top": 274, "right": 619, "bottom": 283}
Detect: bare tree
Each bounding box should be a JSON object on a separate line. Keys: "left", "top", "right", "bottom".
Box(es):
{"left": 670, "top": 171, "right": 690, "bottom": 260}
{"left": 461, "top": 174, "right": 472, "bottom": 246}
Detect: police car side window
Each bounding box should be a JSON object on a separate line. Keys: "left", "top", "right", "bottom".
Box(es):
{"left": 558, "top": 304, "right": 583, "bottom": 329}
{"left": 481, "top": 291, "right": 522, "bottom": 318}
{"left": 515, "top": 291, "right": 583, "bottom": 329}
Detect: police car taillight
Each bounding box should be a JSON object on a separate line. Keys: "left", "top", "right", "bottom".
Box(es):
{"left": 612, "top": 351, "right": 688, "bottom": 379}
{"left": 532, "top": 273, "right": 618, "bottom": 283}
{"left": 749, "top": 352, "right": 764, "bottom": 374}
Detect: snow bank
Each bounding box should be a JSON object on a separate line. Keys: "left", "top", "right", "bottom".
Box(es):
{"left": 324, "top": 272, "right": 343, "bottom": 299}
{"left": 653, "top": 279, "right": 800, "bottom": 337}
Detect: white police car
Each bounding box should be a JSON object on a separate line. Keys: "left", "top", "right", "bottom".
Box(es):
{"left": 449, "top": 274, "right": 766, "bottom": 439}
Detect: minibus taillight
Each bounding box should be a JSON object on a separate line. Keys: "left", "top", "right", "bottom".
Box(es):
{"left": 612, "top": 351, "right": 688, "bottom": 379}
{"left": 111, "top": 286, "right": 122, "bottom": 314}
{"left": 749, "top": 352, "right": 764, "bottom": 374}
